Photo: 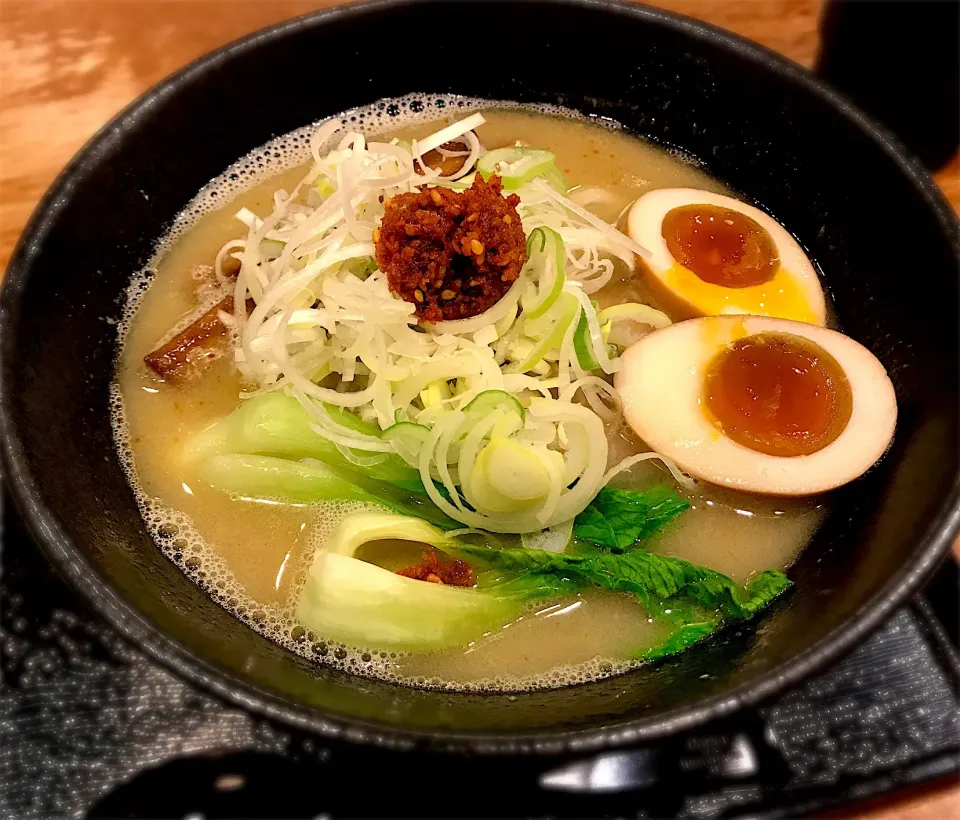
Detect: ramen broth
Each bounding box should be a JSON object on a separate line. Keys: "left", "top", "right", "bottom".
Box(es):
{"left": 115, "top": 102, "right": 825, "bottom": 691}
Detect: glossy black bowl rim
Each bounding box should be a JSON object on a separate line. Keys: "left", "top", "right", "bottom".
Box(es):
{"left": 2, "top": 0, "right": 959, "bottom": 754}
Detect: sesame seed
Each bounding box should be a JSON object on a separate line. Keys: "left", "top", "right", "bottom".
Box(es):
{"left": 470, "top": 239, "right": 484, "bottom": 255}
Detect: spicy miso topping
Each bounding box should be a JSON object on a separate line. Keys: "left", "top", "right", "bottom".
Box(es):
{"left": 396, "top": 549, "right": 475, "bottom": 587}
{"left": 374, "top": 174, "right": 527, "bottom": 323}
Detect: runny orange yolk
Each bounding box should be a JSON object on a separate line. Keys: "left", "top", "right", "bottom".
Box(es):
{"left": 703, "top": 332, "right": 853, "bottom": 457}
{"left": 662, "top": 204, "right": 780, "bottom": 288}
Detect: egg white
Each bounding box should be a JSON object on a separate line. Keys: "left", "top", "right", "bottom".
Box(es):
{"left": 615, "top": 315, "right": 897, "bottom": 495}
{"left": 627, "top": 188, "right": 827, "bottom": 326}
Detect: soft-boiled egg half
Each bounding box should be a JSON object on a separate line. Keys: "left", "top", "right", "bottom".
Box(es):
{"left": 615, "top": 316, "right": 897, "bottom": 495}
{"left": 628, "top": 189, "right": 827, "bottom": 326}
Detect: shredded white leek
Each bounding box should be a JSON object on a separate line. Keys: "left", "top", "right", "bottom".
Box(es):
{"left": 530, "top": 179, "right": 653, "bottom": 262}
{"left": 217, "top": 113, "right": 681, "bottom": 532}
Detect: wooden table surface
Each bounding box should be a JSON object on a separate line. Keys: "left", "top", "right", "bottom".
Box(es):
{"left": 1, "top": 2, "right": 957, "bottom": 817}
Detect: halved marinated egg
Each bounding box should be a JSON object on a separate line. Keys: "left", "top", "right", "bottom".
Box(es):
{"left": 615, "top": 316, "right": 897, "bottom": 495}
{"left": 627, "top": 189, "right": 827, "bottom": 326}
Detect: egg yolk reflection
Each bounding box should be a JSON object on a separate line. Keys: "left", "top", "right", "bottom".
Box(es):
{"left": 662, "top": 205, "right": 780, "bottom": 288}
{"left": 703, "top": 332, "right": 853, "bottom": 457}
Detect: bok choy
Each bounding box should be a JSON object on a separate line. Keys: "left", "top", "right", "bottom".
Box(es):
{"left": 452, "top": 541, "right": 793, "bottom": 660}
{"left": 187, "top": 392, "right": 419, "bottom": 487}
{"left": 195, "top": 453, "right": 459, "bottom": 530}
{"left": 295, "top": 506, "right": 788, "bottom": 660}
{"left": 298, "top": 513, "right": 537, "bottom": 651}
{"left": 298, "top": 552, "right": 520, "bottom": 652}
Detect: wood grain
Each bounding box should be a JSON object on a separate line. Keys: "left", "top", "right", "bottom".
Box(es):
{"left": 0, "top": 2, "right": 956, "bottom": 817}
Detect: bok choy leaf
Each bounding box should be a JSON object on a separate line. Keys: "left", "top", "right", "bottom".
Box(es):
{"left": 196, "top": 454, "right": 459, "bottom": 530}
{"left": 187, "top": 392, "right": 420, "bottom": 487}
{"left": 452, "top": 542, "right": 792, "bottom": 659}
{"left": 297, "top": 552, "right": 521, "bottom": 652}
{"left": 296, "top": 512, "right": 551, "bottom": 652}
{"left": 573, "top": 485, "right": 690, "bottom": 552}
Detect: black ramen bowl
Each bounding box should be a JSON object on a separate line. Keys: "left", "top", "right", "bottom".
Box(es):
{"left": 2, "top": 0, "right": 958, "bottom": 753}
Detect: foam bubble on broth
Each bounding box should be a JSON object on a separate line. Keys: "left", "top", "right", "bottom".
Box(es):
{"left": 111, "top": 96, "right": 820, "bottom": 693}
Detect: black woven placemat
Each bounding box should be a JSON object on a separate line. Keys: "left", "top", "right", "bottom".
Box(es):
{"left": 2, "top": 486, "right": 958, "bottom": 820}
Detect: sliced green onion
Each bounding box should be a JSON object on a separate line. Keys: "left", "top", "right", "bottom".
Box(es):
{"left": 381, "top": 421, "right": 430, "bottom": 466}
{"left": 419, "top": 379, "right": 452, "bottom": 409}
{"left": 313, "top": 177, "right": 336, "bottom": 198}
{"left": 478, "top": 147, "right": 563, "bottom": 191}
{"left": 482, "top": 438, "right": 551, "bottom": 502}
{"left": 463, "top": 389, "right": 525, "bottom": 421}
{"left": 259, "top": 239, "right": 286, "bottom": 260}
{"left": 505, "top": 292, "right": 579, "bottom": 375}
{"left": 522, "top": 227, "right": 566, "bottom": 320}
{"left": 598, "top": 303, "right": 673, "bottom": 347}
{"left": 573, "top": 301, "right": 604, "bottom": 371}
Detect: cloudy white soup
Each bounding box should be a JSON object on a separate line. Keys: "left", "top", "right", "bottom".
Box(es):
{"left": 114, "top": 98, "right": 897, "bottom": 691}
